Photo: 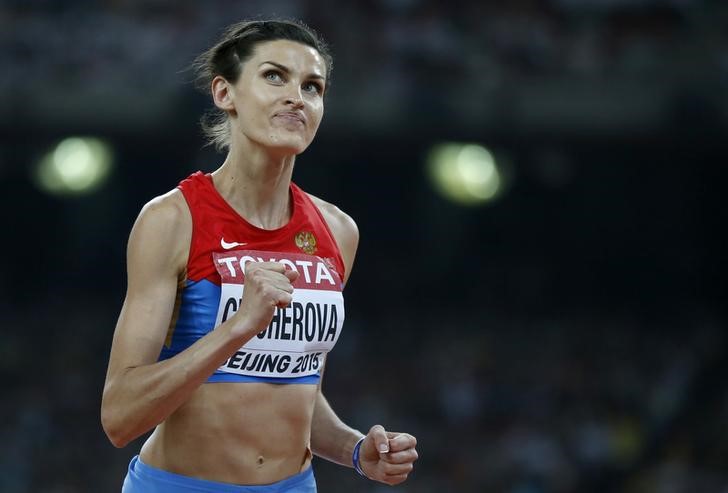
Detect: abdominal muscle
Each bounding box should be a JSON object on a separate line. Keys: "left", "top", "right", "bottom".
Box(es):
{"left": 139, "top": 381, "right": 319, "bottom": 485}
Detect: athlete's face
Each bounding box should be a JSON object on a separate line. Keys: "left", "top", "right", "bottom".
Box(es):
{"left": 220, "top": 40, "right": 327, "bottom": 156}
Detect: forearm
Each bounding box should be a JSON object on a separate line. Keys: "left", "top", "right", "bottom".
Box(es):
{"left": 101, "top": 318, "right": 254, "bottom": 447}
{"left": 310, "top": 391, "right": 363, "bottom": 467}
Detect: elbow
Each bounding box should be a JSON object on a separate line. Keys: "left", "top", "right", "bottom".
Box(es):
{"left": 107, "top": 433, "right": 129, "bottom": 449}
{"left": 106, "top": 431, "right": 130, "bottom": 449}
{"left": 101, "top": 398, "right": 132, "bottom": 448}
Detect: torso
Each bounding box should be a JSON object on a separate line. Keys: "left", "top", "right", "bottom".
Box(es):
{"left": 139, "top": 382, "right": 317, "bottom": 484}
{"left": 138, "top": 171, "right": 355, "bottom": 485}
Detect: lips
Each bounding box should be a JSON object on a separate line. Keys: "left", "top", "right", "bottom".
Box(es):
{"left": 274, "top": 111, "right": 306, "bottom": 125}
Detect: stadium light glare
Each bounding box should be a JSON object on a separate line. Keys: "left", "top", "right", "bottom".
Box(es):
{"left": 35, "top": 137, "right": 114, "bottom": 196}
{"left": 427, "top": 142, "right": 501, "bottom": 205}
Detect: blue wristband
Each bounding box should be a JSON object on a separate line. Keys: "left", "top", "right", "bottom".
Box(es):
{"left": 352, "top": 436, "right": 367, "bottom": 478}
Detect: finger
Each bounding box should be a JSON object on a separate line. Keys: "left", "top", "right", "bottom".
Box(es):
{"left": 386, "top": 433, "right": 417, "bottom": 453}
{"left": 383, "top": 473, "right": 409, "bottom": 485}
{"left": 256, "top": 265, "right": 298, "bottom": 286}
{"left": 368, "top": 425, "right": 390, "bottom": 454}
{"left": 249, "top": 274, "right": 293, "bottom": 297}
{"left": 248, "top": 261, "right": 287, "bottom": 274}
{"left": 274, "top": 292, "right": 293, "bottom": 309}
{"left": 381, "top": 448, "right": 418, "bottom": 465}
{"left": 263, "top": 261, "right": 287, "bottom": 272}
{"left": 381, "top": 461, "right": 414, "bottom": 476}
{"left": 275, "top": 281, "right": 294, "bottom": 294}
{"left": 244, "top": 264, "right": 285, "bottom": 285}
{"left": 250, "top": 267, "right": 296, "bottom": 290}
{"left": 268, "top": 273, "right": 295, "bottom": 293}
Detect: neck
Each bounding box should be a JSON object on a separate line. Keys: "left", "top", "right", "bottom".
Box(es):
{"left": 211, "top": 140, "right": 296, "bottom": 230}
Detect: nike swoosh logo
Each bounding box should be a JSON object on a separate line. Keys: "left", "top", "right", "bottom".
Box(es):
{"left": 220, "top": 238, "right": 248, "bottom": 250}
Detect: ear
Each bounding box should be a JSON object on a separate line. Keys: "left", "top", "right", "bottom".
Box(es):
{"left": 211, "top": 76, "right": 236, "bottom": 112}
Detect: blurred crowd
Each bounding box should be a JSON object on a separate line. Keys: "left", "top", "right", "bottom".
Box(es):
{"left": 2, "top": 0, "right": 727, "bottom": 131}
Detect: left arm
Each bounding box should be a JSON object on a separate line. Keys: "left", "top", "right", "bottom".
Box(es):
{"left": 311, "top": 387, "right": 418, "bottom": 485}
{"left": 308, "top": 194, "right": 419, "bottom": 485}
{"left": 310, "top": 391, "right": 362, "bottom": 467}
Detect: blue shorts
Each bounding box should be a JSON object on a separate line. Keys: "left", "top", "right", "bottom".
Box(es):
{"left": 122, "top": 456, "right": 317, "bottom": 493}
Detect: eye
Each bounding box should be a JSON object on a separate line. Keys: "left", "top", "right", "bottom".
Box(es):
{"left": 302, "top": 81, "right": 324, "bottom": 95}
{"left": 263, "top": 70, "right": 284, "bottom": 83}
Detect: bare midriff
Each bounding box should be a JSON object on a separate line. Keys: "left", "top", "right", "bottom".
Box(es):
{"left": 139, "top": 382, "right": 318, "bottom": 485}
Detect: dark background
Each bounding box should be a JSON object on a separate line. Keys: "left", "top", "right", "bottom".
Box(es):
{"left": 1, "top": 0, "right": 727, "bottom": 491}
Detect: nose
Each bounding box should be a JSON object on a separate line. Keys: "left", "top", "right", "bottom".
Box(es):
{"left": 286, "top": 95, "right": 304, "bottom": 108}
{"left": 285, "top": 86, "right": 304, "bottom": 108}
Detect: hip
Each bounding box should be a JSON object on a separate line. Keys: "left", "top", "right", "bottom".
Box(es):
{"left": 122, "top": 455, "right": 316, "bottom": 493}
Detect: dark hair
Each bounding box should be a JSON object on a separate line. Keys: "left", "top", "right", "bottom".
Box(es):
{"left": 191, "top": 19, "right": 333, "bottom": 152}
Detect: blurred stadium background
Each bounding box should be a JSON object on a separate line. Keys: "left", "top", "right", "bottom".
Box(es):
{"left": 1, "top": 0, "right": 727, "bottom": 491}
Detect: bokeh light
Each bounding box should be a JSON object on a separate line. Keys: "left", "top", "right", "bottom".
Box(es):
{"left": 427, "top": 142, "right": 502, "bottom": 205}
{"left": 34, "top": 137, "right": 114, "bottom": 196}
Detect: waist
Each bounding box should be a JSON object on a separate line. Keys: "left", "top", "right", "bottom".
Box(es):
{"left": 139, "top": 382, "right": 318, "bottom": 485}
{"left": 127, "top": 455, "right": 315, "bottom": 491}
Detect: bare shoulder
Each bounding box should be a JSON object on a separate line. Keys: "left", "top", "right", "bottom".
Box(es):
{"left": 137, "top": 188, "right": 189, "bottom": 225}
{"left": 307, "top": 193, "right": 359, "bottom": 244}
{"left": 306, "top": 193, "right": 359, "bottom": 281}
{"left": 128, "top": 188, "right": 191, "bottom": 275}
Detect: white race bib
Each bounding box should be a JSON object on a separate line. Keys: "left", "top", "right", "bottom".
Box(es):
{"left": 213, "top": 250, "right": 344, "bottom": 378}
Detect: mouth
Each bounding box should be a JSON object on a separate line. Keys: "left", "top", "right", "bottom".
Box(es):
{"left": 273, "top": 111, "right": 306, "bottom": 126}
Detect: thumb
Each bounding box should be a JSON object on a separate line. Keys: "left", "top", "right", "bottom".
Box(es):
{"left": 284, "top": 269, "right": 300, "bottom": 282}
{"left": 367, "top": 424, "right": 390, "bottom": 454}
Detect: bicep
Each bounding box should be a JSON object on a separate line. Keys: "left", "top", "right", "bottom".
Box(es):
{"left": 105, "top": 194, "right": 190, "bottom": 377}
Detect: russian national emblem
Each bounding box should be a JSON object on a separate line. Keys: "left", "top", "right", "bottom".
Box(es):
{"left": 295, "top": 231, "right": 317, "bottom": 255}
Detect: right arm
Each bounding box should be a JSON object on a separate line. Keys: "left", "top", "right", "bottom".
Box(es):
{"left": 100, "top": 191, "right": 297, "bottom": 448}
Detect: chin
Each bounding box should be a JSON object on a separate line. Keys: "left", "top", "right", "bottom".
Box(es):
{"left": 267, "top": 137, "right": 311, "bottom": 156}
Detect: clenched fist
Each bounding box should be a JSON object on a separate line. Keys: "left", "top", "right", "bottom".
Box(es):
{"left": 231, "top": 261, "right": 299, "bottom": 336}
{"left": 359, "top": 425, "right": 418, "bottom": 485}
